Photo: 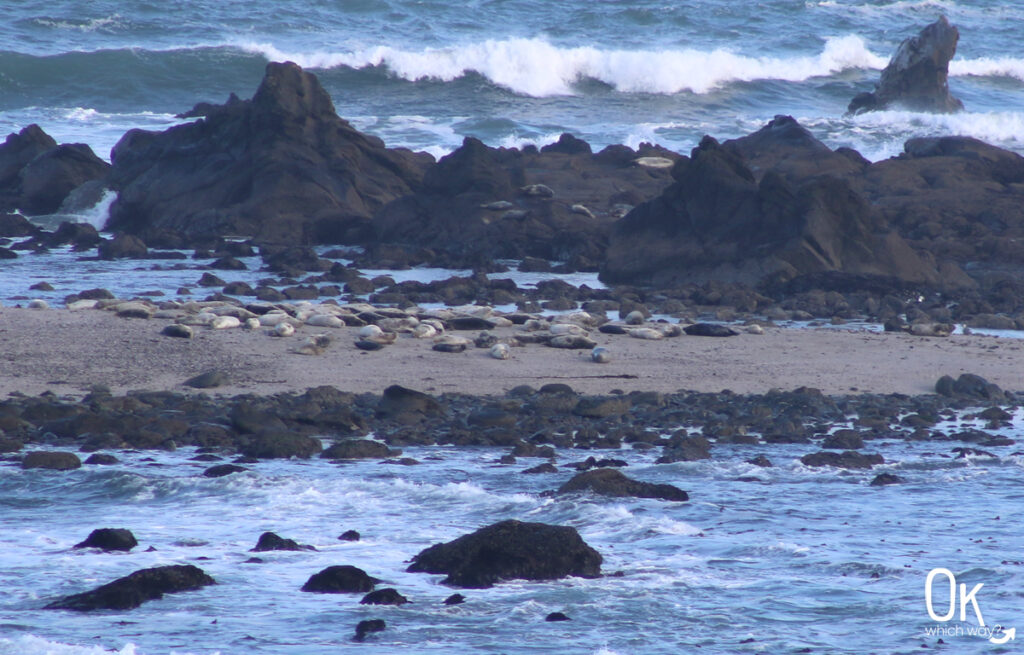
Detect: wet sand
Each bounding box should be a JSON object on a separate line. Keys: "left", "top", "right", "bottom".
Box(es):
{"left": 1, "top": 308, "right": 1021, "bottom": 399}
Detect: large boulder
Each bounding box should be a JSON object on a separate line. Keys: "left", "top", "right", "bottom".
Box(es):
{"left": 105, "top": 61, "right": 428, "bottom": 245}
{"left": 406, "top": 519, "right": 602, "bottom": 588}
{"left": 599, "top": 119, "right": 943, "bottom": 290}
{"left": 848, "top": 16, "right": 963, "bottom": 114}
{"left": 0, "top": 125, "right": 109, "bottom": 215}
{"left": 557, "top": 468, "right": 688, "bottom": 501}
{"left": 45, "top": 564, "right": 215, "bottom": 611}
{"left": 18, "top": 144, "right": 110, "bottom": 215}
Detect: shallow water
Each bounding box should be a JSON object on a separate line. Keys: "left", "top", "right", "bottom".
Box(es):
{"left": 2, "top": 408, "right": 1023, "bottom": 654}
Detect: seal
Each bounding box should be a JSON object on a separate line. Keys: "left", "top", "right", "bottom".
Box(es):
{"left": 490, "top": 343, "right": 511, "bottom": 360}
{"left": 591, "top": 346, "right": 611, "bottom": 363}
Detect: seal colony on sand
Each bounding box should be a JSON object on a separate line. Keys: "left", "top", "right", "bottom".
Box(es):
{"left": 0, "top": 302, "right": 1022, "bottom": 399}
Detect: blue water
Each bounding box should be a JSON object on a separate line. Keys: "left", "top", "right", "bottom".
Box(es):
{"left": 1, "top": 414, "right": 1023, "bottom": 655}
{"left": 0, "top": 1, "right": 1022, "bottom": 164}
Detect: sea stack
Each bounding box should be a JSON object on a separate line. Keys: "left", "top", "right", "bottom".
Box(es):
{"left": 848, "top": 16, "right": 963, "bottom": 114}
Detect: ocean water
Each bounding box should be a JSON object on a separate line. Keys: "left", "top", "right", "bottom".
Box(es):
{"left": 3, "top": 3, "right": 1024, "bottom": 654}
{"left": 0, "top": 0, "right": 1022, "bottom": 166}
{"left": 2, "top": 412, "right": 1024, "bottom": 655}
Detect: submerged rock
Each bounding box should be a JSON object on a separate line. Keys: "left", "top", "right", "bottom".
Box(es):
{"left": 353, "top": 619, "right": 386, "bottom": 642}
{"left": 800, "top": 450, "right": 884, "bottom": 470}
{"left": 556, "top": 468, "right": 688, "bottom": 502}
{"left": 45, "top": 564, "right": 215, "bottom": 611}
{"left": 360, "top": 588, "right": 409, "bottom": 605}
{"left": 406, "top": 519, "right": 602, "bottom": 588}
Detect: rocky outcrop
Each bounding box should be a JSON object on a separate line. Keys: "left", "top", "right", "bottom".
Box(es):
{"left": 406, "top": 519, "right": 602, "bottom": 588}
{"left": 371, "top": 135, "right": 676, "bottom": 268}
{"left": 848, "top": 16, "right": 963, "bottom": 114}
{"left": 600, "top": 116, "right": 954, "bottom": 291}
{"left": 105, "top": 61, "right": 429, "bottom": 245}
{"left": 557, "top": 468, "right": 688, "bottom": 501}
{"left": 45, "top": 564, "right": 215, "bottom": 611}
{"left": 0, "top": 125, "right": 109, "bottom": 215}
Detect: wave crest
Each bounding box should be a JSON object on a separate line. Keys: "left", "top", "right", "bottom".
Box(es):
{"left": 239, "top": 35, "right": 889, "bottom": 96}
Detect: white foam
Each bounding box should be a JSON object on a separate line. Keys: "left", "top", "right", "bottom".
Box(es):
{"left": 238, "top": 35, "right": 888, "bottom": 97}
{"left": 76, "top": 188, "right": 118, "bottom": 231}
{"left": 851, "top": 109, "right": 1024, "bottom": 153}
{"left": 951, "top": 56, "right": 1024, "bottom": 82}
{"left": 0, "top": 635, "right": 138, "bottom": 655}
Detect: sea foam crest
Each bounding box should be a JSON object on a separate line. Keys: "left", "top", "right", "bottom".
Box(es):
{"left": 240, "top": 35, "right": 888, "bottom": 96}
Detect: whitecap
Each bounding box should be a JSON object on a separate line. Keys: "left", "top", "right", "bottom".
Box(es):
{"left": 237, "top": 35, "right": 887, "bottom": 97}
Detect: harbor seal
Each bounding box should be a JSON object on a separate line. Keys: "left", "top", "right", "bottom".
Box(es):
{"left": 591, "top": 347, "right": 611, "bottom": 363}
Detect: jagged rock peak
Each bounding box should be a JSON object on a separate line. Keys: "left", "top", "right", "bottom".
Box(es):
{"left": 848, "top": 16, "right": 963, "bottom": 114}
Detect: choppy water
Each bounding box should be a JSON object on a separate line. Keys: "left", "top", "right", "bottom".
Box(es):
{"left": 0, "top": 1, "right": 1022, "bottom": 166}
{"left": 1, "top": 409, "right": 1023, "bottom": 655}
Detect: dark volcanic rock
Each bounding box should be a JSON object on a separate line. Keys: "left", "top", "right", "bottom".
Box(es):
{"left": 800, "top": 450, "right": 884, "bottom": 469}
{"left": 251, "top": 531, "right": 315, "bottom": 552}
{"left": 22, "top": 451, "right": 81, "bottom": 470}
{"left": 301, "top": 565, "right": 379, "bottom": 593}
{"left": 871, "top": 473, "right": 906, "bottom": 486}
{"left": 406, "top": 519, "right": 602, "bottom": 588}
{"left": 848, "top": 17, "right": 963, "bottom": 114}
{"left": 45, "top": 564, "right": 215, "bottom": 611}
{"left": 377, "top": 384, "right": 441, "bottom": 419}
{"left": 657, "top": 435, "right": 712, "bottom": 463}
{"left": 557, "top": 468, "right": 688, "bottom": 502}
{"left": 17, "top": 143, "right": 111, "bottom": 215}
{"left": 105, "top": 62, "right": 427, "bottom": 245}
{"left": 371, "top": 136, "right": 674, "bottom": 266}
{"left": 360, "top": 588, "right": 409, "bottom": 605}
{"left": 600, "top": 120, "right": 941, "bottom": 290}
{"left": 74, "top": 528, "right": 138, "bottom": 552}
{"left": 321, "top": 439, "right": 398, "bottom": 459}
{"left": 239, "top": 431, "right": 322, "bottom": 459}
{"left": 203, "top": 463, "right": 248, "bottom": 478}
{"left": 353, "top": 619, "right": 386, "bottom": 642}
{"left": 98, "top": 234, "right": 148, "bottom": 260}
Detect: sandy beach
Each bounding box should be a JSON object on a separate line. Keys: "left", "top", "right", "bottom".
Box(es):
{"left": 2, "top": 307, "right": 1021, "bottom": 399}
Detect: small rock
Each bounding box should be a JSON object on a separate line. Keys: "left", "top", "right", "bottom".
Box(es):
{"left": 443, "top": 593, "right": 466, "bottom": 605}
{"left": 251, "top": 531, "right": 316, "bottom": 552}
{"left": 545, "top": 612, "right": 571, "bottom": 622}
{"left": 301, "top": 565, "right": 378, "bottom": 593}
{"left": 870, "top": 473, "right": 906, "bottom": 486}
{"left": 338, "top": 530, "right": 361, "bottom": 542}
{"left": 74, "top": 528, "right": 138, "bottom": 552}
{"left": 353, "top": 619, "right": 386, "bottom": 642}
{"left": 360, "top": 588, "right": 409, "bottom": 605}
{"left": 203, "top": 464, "right": 248, "bottom": 478}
